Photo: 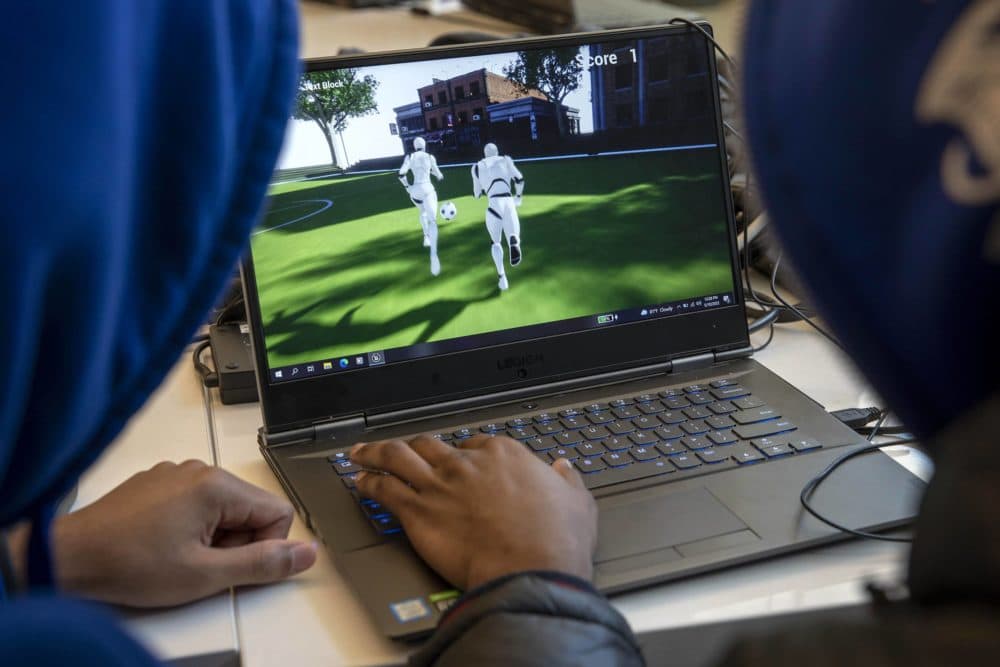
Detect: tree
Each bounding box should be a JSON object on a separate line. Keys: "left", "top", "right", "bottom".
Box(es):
{"left": 293, "top": 69, "right": 379, "bottom": 168}
{"left": 503, "top": 47, "right": 583, "bottom": 137}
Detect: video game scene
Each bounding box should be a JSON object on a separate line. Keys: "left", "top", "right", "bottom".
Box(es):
{"left": 251, "top": 34, "right": 736, "bottom": 373}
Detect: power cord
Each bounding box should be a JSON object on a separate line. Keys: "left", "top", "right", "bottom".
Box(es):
{"left": 801, "top": 407, "right": 915, "bottom": 543}
{"left": 193, "top": 339, "right": 219, "bottom": 388}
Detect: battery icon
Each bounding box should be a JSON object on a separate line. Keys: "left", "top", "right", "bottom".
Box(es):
{"left": 597, "top": 314, "right": 615, "bottom": 325}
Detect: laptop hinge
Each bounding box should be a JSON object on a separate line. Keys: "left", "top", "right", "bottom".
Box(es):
{"left": 261, "top": 415, "right": 366, "bottom": 448}
{"left": 715, "top": 345, "right": 754, "bottom": 362}
{"left": 669, "top": 351, "right": 715, "bottom": 374}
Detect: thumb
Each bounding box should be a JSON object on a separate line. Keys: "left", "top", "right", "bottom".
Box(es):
{"left": 203, "top": 539, "right": 318, "bottom": 588}
{"left": 551, "top": 457, "right": 585, "bottom": 489}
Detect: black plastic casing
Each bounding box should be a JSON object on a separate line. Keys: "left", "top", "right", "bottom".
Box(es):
{"left": 241, "top": 24, "right": 749, "bottom": 434}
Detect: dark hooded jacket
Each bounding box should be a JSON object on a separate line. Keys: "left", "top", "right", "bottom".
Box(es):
{"left": 0, "top": 1, "right": 299, "bottom": 663}
{"left": 411, "top": 1, "right": 1000, "bottom": 664}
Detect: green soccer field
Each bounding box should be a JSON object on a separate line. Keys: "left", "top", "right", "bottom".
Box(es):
{"left": 251, "top": 150, "right": 734, "bottom": 368}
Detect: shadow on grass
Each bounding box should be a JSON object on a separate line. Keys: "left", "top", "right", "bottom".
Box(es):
{"left": 256, "top": 158, "right": 732, "bottom": 363}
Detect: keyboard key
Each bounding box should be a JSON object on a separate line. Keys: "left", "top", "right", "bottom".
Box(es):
{"left": 559, "top": 408, "right": 582, "bottom": 418}
{"left": 533, "top": 412, "right": 558, "bottom": 423}
{"left": 480, "top": 422, "right": 505, "bottom": 433}
{"left": 681, "top": 435, "right": 712, "bottom": 450}
{"left": 655, "top": 440, "right": 686, "bottom": 456}
{"left": 790, "top": 437, "right": 823, "bottom": 452}
{"left": 340, "top": 473, "right": 360, "bottom": 489}
{"left": 362, "top": 502, "right": 392, "bottom": 519}
{"left": 580, "top": 425, "right": 611, "bottom": 441}
{"left": 629, "top": 445, "right": 660, "bottom": 461}
{"left": 708, "top": 401, "right": 737, "bottom": 414}
{"left": 612, "top": 406, "right": 641, "bottom": 420}
{"left": 671, "top": 453, "right": 701, "bottom": 470}
{"left": 756, "top": 442, "right": 795, "bottom": 459}
{"left": 750, "top": 437, "right": 782, "bottom": 449}
{"left": 554, "top": 430, "right": 583, "bottom": 446}
{"left": 372, "top": 515, "right": 402, "bottom": 535}
{"left": 534, "top": 452, "right": 551, "bottom": 464}
{"left": 576, "top": 441, "right": 608, "bottom": 457}
{"left": 659, "top": 388, "right": 684, "bottom": 398}
{"left": 506, "top": 417, "right": 531, "bottom": 428}
{"left": 731, "top": 406, "right": 782, "bottom": 425}
{"left": 628, "top": 430, "right": 658, "bottom": 446}
{"left": 583, "top": 403, "right": 606, "bottom": 413}
{"left": 607, "top": 420, "right": 635, "bottom": 436}
{"left": 683, "top": 406, "right": 712, "bottom": 420}
{"left": 681, "top": 420, "right": 710, "bottom": 435}
{"left": 658, "top": 410, "right": 686, "bottom": 425}
{"left": 535, "top": 422, "right": 563, "bottom": 435}
{"left": 452, "top": 427, "right": 475, "bottom": 439}
{"left": 630, "top": 415, "right": 660, "bottom": 430}
{"left": 687, "top": 392, "right": 714, "bottom": 405}
{"left": 697, "top": 449, "right": 730, "bottom": 464}
{"left": 602, "top": 451, "right": 633, "bottom": 467}
{"left": 733, "top": 420, "right": 797, "bottom": 440}
{"left": 506, "top": 427, "right": 536, "bottom": 440}
{"left": 548, "top": 447, "right": 578, "bottom": 462}
{"left": 638, "top": 400, "right": 667, "bottom": 414}
{"left": 710, "top": 378, "right": 736, "bottom": 388}
{"left": 706, "top": 415, "right": 735, "bottom": 430}
{"left": 663, "top": 396, "right": 691, "bottom": 409}
{"left": 587, "top": 411, "right": 614, "bottom": 424}
{"left": 574, "top": 457, "right": 607, "bottom": 474}
{"left": 433, "top": 433, "right": 453, "bottom": 442}
{"left": 331, "top": 459, "right": 362, "bottom": 475}
{"left": 733, "top": 449, "right": 766, "bottom": 465}
{"left": 684, "top": 384, "right": 708, "bottom": 393}
{"left": 711, "top": 385, "right": 751, "bottom": 399}
{"left": 601, "top": 436, "right": 631, "bottom": 451}
{"left": 608, "top": 398, "right": 635, "bottom": 408}
{"left": 525, "top": 436, "right": 558, "bottom": 451}
{"left": 561, "top": 416, "right": 587, "bottom": 430}
{"left": 654, "top": 425, "right": 683, "bottom": 440}
{"left": 707, "top": 430, "right": 738, "bottom": 445}
{"left": 733, "top": 396, "right": 766, "bottom": 410}
{"left": 634, "top": 393, "right": 658, "bottom": 403}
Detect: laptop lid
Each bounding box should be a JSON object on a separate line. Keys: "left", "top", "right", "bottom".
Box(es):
{"left": 242, "top": 24, "right": 749, "bottom": 435}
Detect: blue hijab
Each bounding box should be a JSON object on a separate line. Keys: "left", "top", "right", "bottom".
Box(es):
{"left": 744, "top": 0, "right": 999, "bottom": 439}
{"left": 1, "top": 0, "right": 297, "bottom": 662}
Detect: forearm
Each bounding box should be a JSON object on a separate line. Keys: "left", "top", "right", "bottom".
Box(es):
{"left": 411, "top": 572, "right": 644, "bottom": 667}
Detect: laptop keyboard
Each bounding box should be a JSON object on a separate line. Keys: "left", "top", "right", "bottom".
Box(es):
{"left": 329, "top": 379, "right": 825, "bottom": 537}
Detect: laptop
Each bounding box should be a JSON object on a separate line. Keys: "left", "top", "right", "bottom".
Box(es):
{"left": 461, "top": 0, "right": 701, "bottom": 32}
{"left": 241, "top": 24, "right": 924, "bottom": 640}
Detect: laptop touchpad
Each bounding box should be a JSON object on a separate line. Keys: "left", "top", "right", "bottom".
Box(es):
{"left": 595, "top": 486, "right": 751, "bottom": 563}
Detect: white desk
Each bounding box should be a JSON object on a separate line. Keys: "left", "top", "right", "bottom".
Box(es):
{"left": 76, "top": 2, "right": 932, "bottom": 665}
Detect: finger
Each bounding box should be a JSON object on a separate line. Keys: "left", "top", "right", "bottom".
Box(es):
{"left": 551, "top": 457, "right": 586, "bottom": 489}
{"left": 201, "top": 539, "right": 317, "bottom": 589}
{"left": 408, "top": 434, "right": 460, "bottom": 467}
{"left": 198, "top": 468, "right": 295, "bottom": 541}
{"left": 355, "top": 470, "right": 419, "bottom": 519}
{"left": 351, "top": 439, "right": 436, "bottom": 489}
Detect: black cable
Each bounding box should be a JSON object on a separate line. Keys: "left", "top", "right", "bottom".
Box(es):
{"left": 800, "top": 444, "right": 914, "bottom": 543}
{"left": 748, "top": 306, "right": 779, "bottom": 333}
{"left": 769, "top": 252, "right": 843, "bottom": 349}
{"left": 866, "top": 410, "right": 890, "bottom": 442}
{"left": 193, "top": 339, "right": 219, "bottom": 388}
{"left": 668, "top": 17, "right": 737, "bottom": 68}
{"left": 751, "top": 319, "right": 775, "bottom": 353}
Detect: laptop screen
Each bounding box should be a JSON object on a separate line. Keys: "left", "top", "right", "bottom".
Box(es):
{"left": 250, "top": 30, "right": 737, "bottom": 384}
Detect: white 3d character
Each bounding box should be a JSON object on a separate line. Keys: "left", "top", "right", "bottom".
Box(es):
{"left": 399, "top": 137, "right": 444, "bottom": 276}
{"left": 472, "top": 143, "right": 524, "bottom": 291}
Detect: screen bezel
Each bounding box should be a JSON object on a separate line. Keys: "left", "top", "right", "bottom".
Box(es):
{"left": 243, "top": 23, "right": 751, "bottom": 433}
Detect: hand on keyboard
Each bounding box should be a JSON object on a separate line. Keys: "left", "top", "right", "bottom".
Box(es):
{"left": 350, "top": 434, "right": 597, "bottom": 590}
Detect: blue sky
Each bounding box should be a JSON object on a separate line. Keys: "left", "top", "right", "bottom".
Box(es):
{"left": 276, "top": 46, "right": 596, "bottom": 170}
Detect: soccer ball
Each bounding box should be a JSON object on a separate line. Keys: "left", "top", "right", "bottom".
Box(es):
{"left": 440, "top": 201, "right": 457, "bottom": 221}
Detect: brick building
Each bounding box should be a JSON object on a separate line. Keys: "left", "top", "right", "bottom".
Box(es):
{"left": 395, "top": 68, "right": 576, "bottom": 155}
{"left": 589, "top": 37, "right": 711, "bottom": 132}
